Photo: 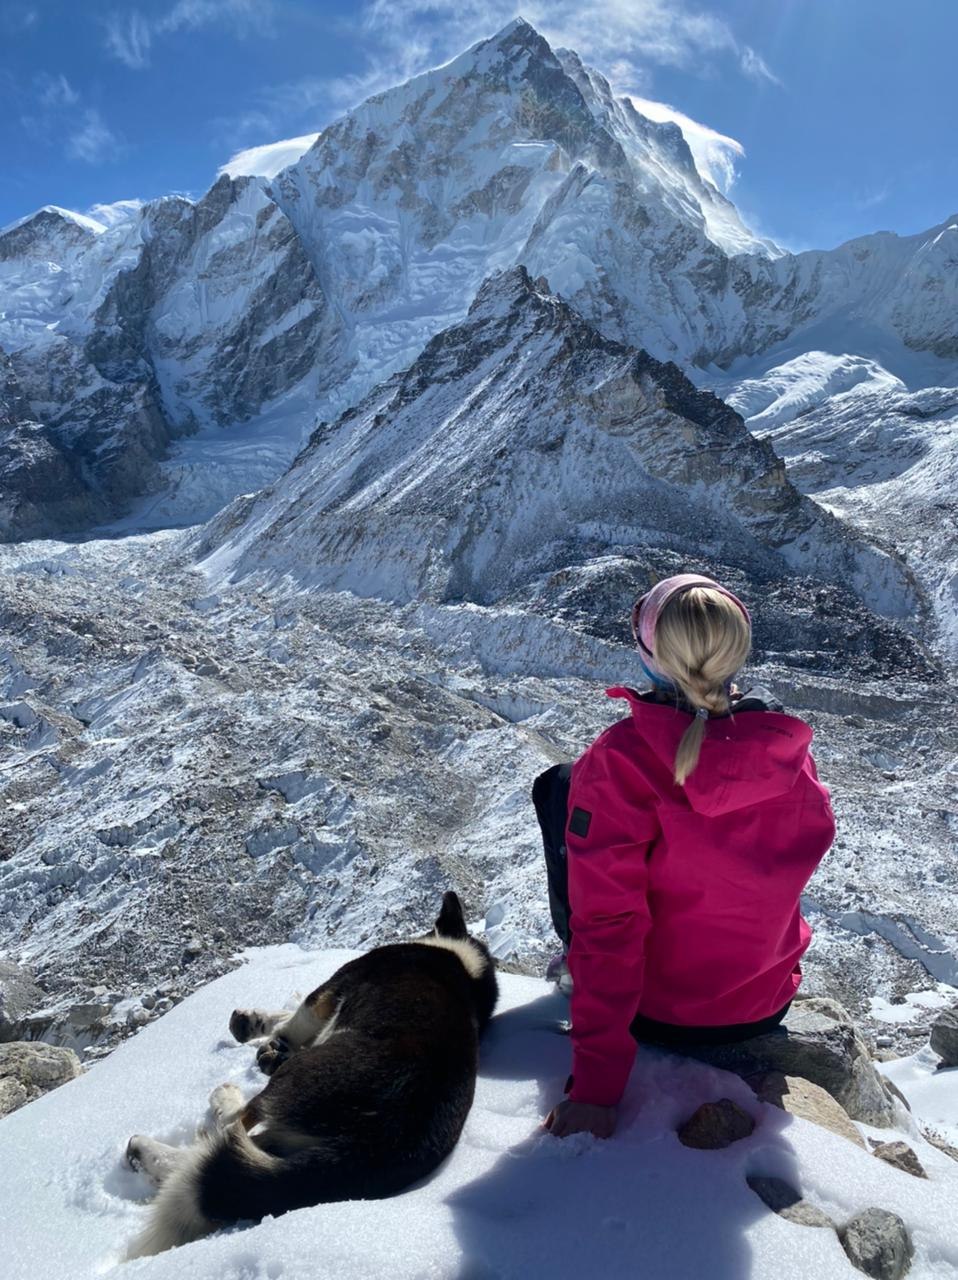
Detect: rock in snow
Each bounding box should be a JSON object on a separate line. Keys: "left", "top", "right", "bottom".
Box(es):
{"left": 870, "top": 1142, "right": 928, "bottom": 1180}
{"left": 1, "top": 945, "right": 957, "bottom": 1280}
{"left": 0, "top": 1041, "right": 81, "bottom": 1118}
{"left": 929, "top": 1007, "right": 958, "bottom": 1066}
{"left": 678, "top": 996, "right": 902, "bottom": 1126}
{"left": 839, "top": 1207, "right": 914, "bottom": 1280}
{"left": 677, "top": 1097, "right": 756, "bottom": 1149}
{"left": 747, "top": 1071, "right": 867, "bottom": 1149}
{"left": 745, "top": 1176, "right": 836, "bottom": 1229}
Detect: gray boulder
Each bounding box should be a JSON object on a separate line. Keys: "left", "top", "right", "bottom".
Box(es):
{"left": 870, "top": 1141, "right": 927, "bottom": 1179}
{"left": 929, "top": 1006, "right": 958, "bottom": 1066}
{"left": 0, "top": 1042, "right": 82, "bottom": 1118}
{"left": 677, "top": 1098, "right": 755, "bottom": 1149}
{"left": 0, "top": 961, "right": 43, "bottom": 1042}
{"left": 839, "top": 1208, "right": 913, "bottom": 1280}
{"left": 679, "top": 997, "right": 900, "bottom": 1126}
{"left": 748, "top": 1071, "right": 866, "bottom": 1148}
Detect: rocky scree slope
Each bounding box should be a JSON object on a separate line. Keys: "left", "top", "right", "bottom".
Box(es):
{"left": 0, "top": 273, "right": 953, "bottom": 1058}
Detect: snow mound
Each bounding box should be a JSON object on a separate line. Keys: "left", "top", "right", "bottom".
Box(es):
{"left": 725, "top": 352, "right": 906, "bottom": 432}
{"left": 1, "top": 944, "right": 956, "bottom": 1279}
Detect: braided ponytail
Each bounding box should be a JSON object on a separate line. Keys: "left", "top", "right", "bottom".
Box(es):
{"left": 653, "top": 587, "right": 752, "bottom": 786}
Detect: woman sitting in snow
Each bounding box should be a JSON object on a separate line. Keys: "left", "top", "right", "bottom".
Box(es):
{"left": 534, "top": 573, "right": 836, "bottom": 1139}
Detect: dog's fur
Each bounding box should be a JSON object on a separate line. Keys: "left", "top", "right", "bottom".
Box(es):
{"left": 124, "top": 892, "right": 498, "bottom": 1259}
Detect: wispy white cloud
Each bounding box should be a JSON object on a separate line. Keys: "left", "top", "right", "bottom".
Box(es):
{"left": 66, "top": 109, "right": 124, "bottom": 164}
{"left": 739, "top": 45, "right": 781, "bottom": 87}
{"left": 1, "top": 5, "right": 38, "bottom": 33}
{"left": 356, "top": 1, "right": 783, "bottom": 98}
{"left": 19, "top": 73, "right": 124, "bottom": 166}
{"left": 211, "top": 3, "right": 780, "bottom": 170}
{"left": 104, "top": 11, "right": 153, "bottom": 69}
{"left": 35, "top": 73, "right": 79, "bottom": 108}
{"left": 104, "top": 0, "right": 275, "bottom": 69}
{"left": 626, "top": 95, "right": 744, "bottom": 191}
{"left": 218, "top": 133, "right": 320, "bottom": 179}
{"left": 84, "top": 198, "right": 145, "bottom": 226}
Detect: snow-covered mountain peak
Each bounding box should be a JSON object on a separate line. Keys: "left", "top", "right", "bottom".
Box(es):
{"left": 0, "top": 18, "right": 955, "bottom": 555}
{"left": 0, "top": 204, "right": 104, "bottom": 260}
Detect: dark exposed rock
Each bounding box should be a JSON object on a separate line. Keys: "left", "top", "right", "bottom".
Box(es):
{"left": 870, "top": 1141, "right": 927, "bottom": 1179}
{"left": 745, "top": 1176, "right": 835, "bottom": 1228}
{"left": 929, "top": 1006, "right": 958, "bottom": 1065}
{"left": 677, "top": 1098, "right": 755, "bottom": 1149}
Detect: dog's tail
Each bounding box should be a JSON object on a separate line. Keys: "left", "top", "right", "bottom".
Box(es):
{"left": 125, "top": 1124, "right": 430, "bottom": 1259}
{"left": 125, "top": 1126, "right": 291, "bottom": 1260}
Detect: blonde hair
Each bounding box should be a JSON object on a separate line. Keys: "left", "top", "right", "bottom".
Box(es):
{"left": 653, "top": 587, "right": 752, "bottom": 786}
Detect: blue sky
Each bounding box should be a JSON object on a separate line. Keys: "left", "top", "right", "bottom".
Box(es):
{"left": 1, "top": 0, "right": 954, "bottom": 251}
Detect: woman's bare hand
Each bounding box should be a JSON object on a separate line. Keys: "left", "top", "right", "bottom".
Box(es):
{"left": 543, "top": 1098, "right": 617, "bottom": 1139}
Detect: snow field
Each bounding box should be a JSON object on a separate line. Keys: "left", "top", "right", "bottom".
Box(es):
{"left": 1, "top": 945, "right": 957, "bottom": 1279}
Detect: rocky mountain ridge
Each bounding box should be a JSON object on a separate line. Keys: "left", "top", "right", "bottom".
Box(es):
{"left": 196, "top": 267, "right": 924, "bottom": 633}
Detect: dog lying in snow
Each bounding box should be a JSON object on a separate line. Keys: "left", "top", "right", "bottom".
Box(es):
{"left": 124, "top": 891, "right": 498, "bottom": 1258}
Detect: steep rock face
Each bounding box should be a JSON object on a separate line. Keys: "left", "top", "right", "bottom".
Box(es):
{"left": 0, "top": 350, "right": 104, "bottom": 541}
{"left": 197, "top": 268, "right": 922, "bottom": 633}
{"left": 0, "top": 183, "right": 334, "bottom": 536}
{"left": 727, "top": 217, "right": 958, "bottom": 374}
{"left": 87, "top": 176, "right": 337, "bottom": 432}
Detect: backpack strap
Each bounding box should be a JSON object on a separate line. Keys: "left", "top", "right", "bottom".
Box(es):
{"left": 731, "top": 684, "right": 784, "bottom": 713}
{"left": 630, "top": 684, "right": 785, "bottom": 715}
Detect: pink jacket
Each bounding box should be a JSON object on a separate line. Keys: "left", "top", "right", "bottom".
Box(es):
{"left": 565, "top": 686, "right": 836, "bottom": 1107}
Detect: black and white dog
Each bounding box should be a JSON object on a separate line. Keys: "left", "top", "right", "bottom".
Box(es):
{"left": 124, "top": 891, "right": 498, "bottom": 1258}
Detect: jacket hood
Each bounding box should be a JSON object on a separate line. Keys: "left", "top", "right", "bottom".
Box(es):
{"left": 607, "top": 686, "right": 814, "bottom": 817}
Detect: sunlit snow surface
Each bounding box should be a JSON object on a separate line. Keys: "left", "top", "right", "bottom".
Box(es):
{"left": 2, "top": 945, "right": 957, "bottom": 1280}
{"left": 219, "top": 134, "right": 321, "bottom": 180}
{"left": 715, "top": 343, "right": 958, "bottom": 656}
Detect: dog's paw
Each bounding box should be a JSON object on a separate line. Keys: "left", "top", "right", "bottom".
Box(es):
{"left": 126, "top": 1135, "right": 181, "bottom": 1187}
{"left": 208, "top": 1082, "right": 245, "bottom": 1129}
{"left": 209, "top": 1081, "right": 244, "bottom": 1109}
{"left": 229, "top": 1008, "right": 271, "bottom": 1043}
{"left": 256, "top": 1036, "right": 290, "bottom": 1076}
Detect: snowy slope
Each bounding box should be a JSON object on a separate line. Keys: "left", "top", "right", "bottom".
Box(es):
{"left": 2, "top": 944, "right": 957, "bottom": 1280}
{"left": 714, "top": 352, "right": 958, "bottom": 659}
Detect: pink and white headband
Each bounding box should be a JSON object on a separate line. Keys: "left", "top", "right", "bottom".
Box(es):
{"left": 630, "top": 573, "right": 752, "bottom": 689}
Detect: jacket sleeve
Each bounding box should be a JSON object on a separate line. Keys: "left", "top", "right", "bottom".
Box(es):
{"left": 564, "top": 727, "right": 659, "bottom": 1107}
